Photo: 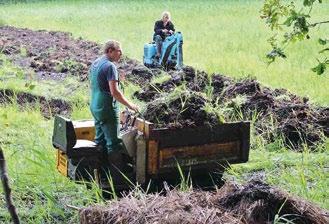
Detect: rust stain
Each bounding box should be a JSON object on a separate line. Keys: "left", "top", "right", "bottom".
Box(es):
{"left": 148, "top": 140, "right": 159, "bottom": 175}
{"left": 159, "top": 141, "right": 240, "bottom": 168}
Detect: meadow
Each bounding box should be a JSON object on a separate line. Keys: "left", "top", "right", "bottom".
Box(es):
{"left": 0, "top": 0, "right": 328, "bottom": 105}
{"left": 0, "top": 0, "right": 328, "bottom": 223}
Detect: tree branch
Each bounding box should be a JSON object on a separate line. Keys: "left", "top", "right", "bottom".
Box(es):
{"left": 309, "top": 20, "right": 329, "bottom": 27}
{"left": 0, "top": 147, "right": 20, "bottom": 224}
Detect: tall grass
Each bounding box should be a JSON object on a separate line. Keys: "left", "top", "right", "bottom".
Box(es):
{"left": 0, "top": 0, "right": 328, "bottom": 105}
{"left": 225, "top": 122, "right": 329, "bottom": 209}
{"left": 0, "top": 104, "right": 96, "bottom": 223}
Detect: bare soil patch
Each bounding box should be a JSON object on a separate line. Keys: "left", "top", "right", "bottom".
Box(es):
{"left": 0, "top": 88, "right": 71, "bottom": 118}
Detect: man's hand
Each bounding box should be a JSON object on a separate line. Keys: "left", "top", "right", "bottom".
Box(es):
{"left": 162, "top": 29, "right": 168, "bottom": 33}
{"left": 129, "top": 103, "right": 139, "bottom": 113}
{"left": 169, "top": 30, "right": 174, "bottom": 34}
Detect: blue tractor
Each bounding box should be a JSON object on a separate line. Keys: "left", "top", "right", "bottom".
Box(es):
{"left": 143, "top": 32, "right": 183, "bottom": 70}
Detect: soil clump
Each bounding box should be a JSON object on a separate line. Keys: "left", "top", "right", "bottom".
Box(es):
{"left": 80, "top": 180, "right": 329, "bottom": 224}
{"left": 143, "top": 91, "right": 219, "bottom": 129}
{"left": 0, "top": 88, "right": 71, "bottom": 118}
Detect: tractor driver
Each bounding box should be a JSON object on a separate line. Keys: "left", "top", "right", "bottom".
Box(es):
{"left": 153, "top": 11, "right": 175, "bottom": 59}
{"left": 89, "top": 40, "right": 139, "bottom": 155}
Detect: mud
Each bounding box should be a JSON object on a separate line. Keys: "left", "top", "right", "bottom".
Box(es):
{"left": 142, "top": 91, "right": 219, "bottom": 128}
{"left": 134, "top": 66, "right": 211, "bottom": 101}
{"left": 80, "top": 180, "right": 329, "bottom": 224}
{"left": 0, "top": 26, "right": 101, "bottom": 81}
{"left": 0, "top": 26, "right": 158, "bottom": 83}
{"left": 1, "top": 26, "right": 328, "bottom": 148}
{"left": 137, "top": 72, "right": 328, "bottom": 148}
{"left": 0, "top": 89, "right": 71, "bottom": 118}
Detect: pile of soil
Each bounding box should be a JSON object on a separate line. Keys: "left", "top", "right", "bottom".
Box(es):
{"left": 80, "top": 180, "right": 329, "bottom": 224}
{"left": 143, "top": 91, "right": 219, "bottom": 128}
{"left": 1, "top": 26, "right": 328, "bottom": 148}
{"left": 135, "top": 67, "right": 328, "bottom": 148}
{"left": 134, "top": 66, "right": 211, "bottom": 102}
{"left": 0, "top": 88, "right": 71, "bottom": 118}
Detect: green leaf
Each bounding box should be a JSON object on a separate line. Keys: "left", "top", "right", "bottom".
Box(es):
{"left": 319, "top": 38, "right": 327, "bottom": 45}
{"left": 2, "top": 113, "right": 8, "bottom": 119}
{"left": 24, "top": 82, "right": 36, "bottom": 90}
{"left": 303, "top": 0, "right": 316, "bottom": 6}
{"left": 319, "top": 48, "right": 329, "bottom": 54}
{"left": 28, "top": 84, "right": 36, "bottom": 90}
{"left": 311, "top": 62, "right": 326, "bottom": 75}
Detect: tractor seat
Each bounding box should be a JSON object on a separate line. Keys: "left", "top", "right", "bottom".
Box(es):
{"left": 74, "top": 139, "right": 97, "bottom": 148}
{"left": 52, "top": 115, "right": 102, "bottom": 158}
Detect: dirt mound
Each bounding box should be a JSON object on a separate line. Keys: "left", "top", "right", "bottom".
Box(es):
{"left": 230, "top": 81, "right": 327, "bottom": 148}
{"left": 135, "top": 73, "right": 328, "bottom": 148}
{"left": 79, "top": 180, "right": 329, "bottom": 224}
{"left": 134, "top": 66, "right": 210, "bottom": 101}
{"left": 0, "top": 89, "right": 71, "bottom": 118}
{"left": 142, "top": 91, "right": 219, "bottom": 128}
{"left": 118, "top": 59, "right": 161, "bottom": 86}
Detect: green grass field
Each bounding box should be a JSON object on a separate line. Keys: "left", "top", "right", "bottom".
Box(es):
{"left": 0, "top": 0, "right": 328, "bottom": 223}
{"left": 1, "top": 0, "right": 328, "bottom": 105}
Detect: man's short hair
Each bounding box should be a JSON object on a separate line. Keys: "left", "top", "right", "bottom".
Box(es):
{"left": 104, "top": 40, "right": 121, "bottom": 54}
{"left": 162, "top": 11, "right": 171, "bottom": 20}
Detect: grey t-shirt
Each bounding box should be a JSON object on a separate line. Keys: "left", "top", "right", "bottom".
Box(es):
{"left": 97, "top": 59, "right": 118, "bottom": 93}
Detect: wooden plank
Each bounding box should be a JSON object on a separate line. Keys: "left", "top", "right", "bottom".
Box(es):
{"left": 147, "top": 140, "right": 159, "bottom": 175}
{"left": 56, "top": 150, "right": 68, "bottom": 177}
{"left": 120, "top": 112, "right": 153, "bottom": 138}
{"left": 73, "top": 120, "right": 95, "bottom": 141}
{"left": 136, "top": 133, "right": 147, "bottom": 184}
{"left": 150, "top": 122, "right": 249, "bottom": 148}
{"left": 240, "top": 122, "right": 250, "bottom": 162}
{"left": 158, "top": 141, "right": 240, "bottom": 169}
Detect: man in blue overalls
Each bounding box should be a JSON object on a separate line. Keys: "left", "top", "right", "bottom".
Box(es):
{"left": 89, "top": 40, "right": 139, "bottom": 157}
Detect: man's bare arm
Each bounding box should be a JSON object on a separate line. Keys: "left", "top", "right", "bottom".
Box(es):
{"left": 109, "top": 80, "right": 138, "bottom": 112}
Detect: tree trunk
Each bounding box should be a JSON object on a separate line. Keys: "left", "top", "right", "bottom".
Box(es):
{"left": 0, "top": 147, "right": 20, "bottom": 224}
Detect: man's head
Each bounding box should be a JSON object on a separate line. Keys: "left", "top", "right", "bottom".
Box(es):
{"left": 161, "top": 11, "right": 171, "bottom": 23}
{"left": 104, "top": 40, "right": 122, "bottom": 62}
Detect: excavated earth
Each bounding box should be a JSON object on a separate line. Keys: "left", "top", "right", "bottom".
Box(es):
{"left": 0, "top": 88, "right": 71, "bottom": 118}
{"left": 80, "top": 180, "right": 329, "bottom": 224}
{"left": 136, "top": 66, "right": 328, "bottom": 148}
{"left": 1, "top": 26, "right": 329, "bottom": 223}
{"left": 1, "top": 25, "right": 328, "bottom": 148}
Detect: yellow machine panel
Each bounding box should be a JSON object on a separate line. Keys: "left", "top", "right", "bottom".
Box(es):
{"left": 56, "top": 149, "right": 68, "bottom": 177}
{"left": 73, "top": 120, "right": 95, "bottom": 141}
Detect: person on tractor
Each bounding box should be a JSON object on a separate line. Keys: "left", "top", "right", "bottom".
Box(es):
{"left": 89, "top": 40, "right": 139, "bottom": 156}
{"left": 153, "top": 11, "right": 175, "bottom": 59}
